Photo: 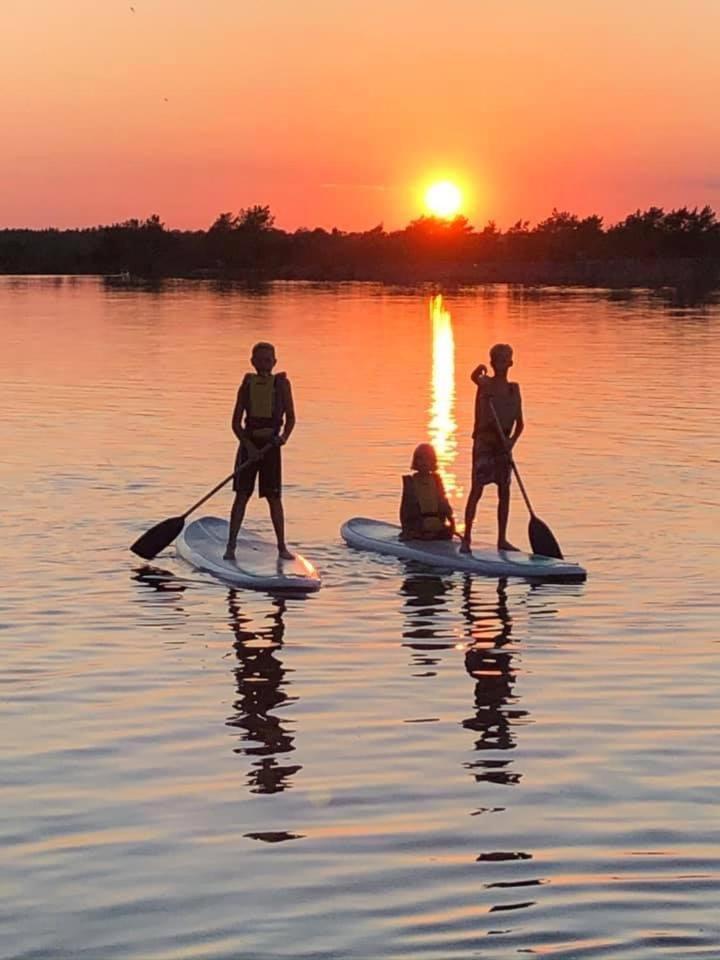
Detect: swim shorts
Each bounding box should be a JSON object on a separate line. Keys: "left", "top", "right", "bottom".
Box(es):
{"left": 233, "top": 441, "right": 282, "bottom": 499}
{"left": 472, "top": 448, "right": 511, "bottom": 487}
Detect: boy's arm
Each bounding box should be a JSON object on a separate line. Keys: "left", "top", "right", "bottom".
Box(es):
{"left": 400, "top": 477, "right": 413, "bottom": 528}
{"left": 231, "top": 384, "right": 259, "bottom": 456}
{"left": 509, "top": 387, "right": 524, "bottom": 448}
{"left": 437, "top": 475, "right": 454, "bottom": 520}
{"left": 231, "top": 386, "right": 246, "bottom": 441}
{"left": 279, "top": 377, "right": 296, "bottom": 444}
{"left": 441, "top": 492, "right": 456, "bottom": 533}
{"left": 400, "top": 476, "right": 422, "bottom": 537}
{"left": 470, "top": 363, "right": 489, "bottom": 386}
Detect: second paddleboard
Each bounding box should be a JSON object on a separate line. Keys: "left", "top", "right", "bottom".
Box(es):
{"left": 341, "top": 517, "right": 586, "bottom": 581}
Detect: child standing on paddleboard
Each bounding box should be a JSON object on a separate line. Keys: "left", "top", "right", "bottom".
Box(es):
{"left": 460, "top": 343, "right": 524, "bottom": 554}
{"left": 399, "top": 443, "right": 455, "bottom": 540}
{"left": 224, "top": 342, "right": 295, "bottom": 560}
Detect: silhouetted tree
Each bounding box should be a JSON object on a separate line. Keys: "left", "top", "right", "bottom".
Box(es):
{"left": 237, "top": 205, "right": 275, "bottom": 232}
{"left": 3, "top": 203, "right": 720, "bottom": 288}
{"left": 532, "top": 208, "right": 605, "bottom": 260}
{"left": 210, "top": 212, "right": 239, "bottom": 232}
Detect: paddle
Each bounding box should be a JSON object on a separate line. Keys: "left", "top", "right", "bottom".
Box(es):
{"left": 487, "top": 398, "right": 564, "bottom": 559}
{"left": 130, "top": 445, "right": 272, "bottom": 560}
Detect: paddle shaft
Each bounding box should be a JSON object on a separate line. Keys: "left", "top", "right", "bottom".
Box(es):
{"left": 486, "top": 397, "right": 536, "bottom": 517}
{"left": 182, "top": 473, "right": 233, "bottom": 518}
{"left": 182, "top": 443, "right": 274, "bottom": 518}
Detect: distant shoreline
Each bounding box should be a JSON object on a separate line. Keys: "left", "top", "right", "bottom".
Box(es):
{"left": 3, "top": 258, "right": 719, "bottom": 304}
{"left": 2, "top": 205, "right": 720, "bottom": 303}
{"left": 199, "top": 257, "right": 720, "bottom": 292}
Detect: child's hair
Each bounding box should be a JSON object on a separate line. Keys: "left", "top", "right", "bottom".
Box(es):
{"left": 411, "top": 442, "right": 438, "bottom": 471}
{"left": 251, "top": 341, "right": 276, "bottom": 359}
{"left": 490, "top": 343, "right": 513, "bottom": 364}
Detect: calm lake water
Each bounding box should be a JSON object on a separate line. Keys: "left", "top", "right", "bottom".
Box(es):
{"left": 2, "top": 277, "right": 719, "bottom": 960}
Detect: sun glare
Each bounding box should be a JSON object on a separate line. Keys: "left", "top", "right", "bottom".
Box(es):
{"left": 429, "top": 294, "right": 460, "bottom": 498}
{"left": 425, "top": 180, "right": 462, "bottom": 219}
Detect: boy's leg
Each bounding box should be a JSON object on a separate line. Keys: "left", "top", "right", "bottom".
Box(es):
{"left": 224, "top": 491, "right": 250, "bottom": 559}
{"left": 267, "top": 496, "right": 294, "bottom": 559}
{"left": 460, "top": 482, "right": 483, "bottom": 553}
{"left": 225, "top": 444, "right": 259, "bottom": 559}
{"left": 257, "top": 444, "right": 293, "bottom": 559}
{"left": 496, "top": 481, "right": 519, "bottom": 551}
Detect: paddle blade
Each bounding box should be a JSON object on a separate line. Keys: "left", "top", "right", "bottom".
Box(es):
{"left": 130, "top": 515, "right": 185, "bottom": 560}
{"left": 528, "top": 515, "right": 563, "bottom": 559}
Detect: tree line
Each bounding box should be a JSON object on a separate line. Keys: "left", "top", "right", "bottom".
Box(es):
{"left": 1, "top": 205, "right": 719, "bottom": 284}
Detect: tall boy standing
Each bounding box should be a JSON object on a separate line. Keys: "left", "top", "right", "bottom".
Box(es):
{"left": 460, "top": 343, "right": 524, "bottom": 554}
{"left": 224, "top": 342, "right": 295, "bottom": 560}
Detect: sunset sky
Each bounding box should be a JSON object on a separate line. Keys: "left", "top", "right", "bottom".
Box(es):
{"left": 2, "top": 0, "right": 719, "bottom": 231}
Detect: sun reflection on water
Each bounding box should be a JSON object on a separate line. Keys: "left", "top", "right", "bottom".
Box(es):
{"left": 429, "top": 294, "right": 461, "bottom": 499}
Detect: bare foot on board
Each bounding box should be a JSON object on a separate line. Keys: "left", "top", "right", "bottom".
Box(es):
{"left": 223, "top": 545, "right": 236, "bottom": 561}
{"left": 497, "top": 540, "right": 520, "bottom": 552}
{"left": 458, "top": 538, "right": 472, "bottom": 555}
{"left": 278, "top": 546, "right": 295, "bottom": 560}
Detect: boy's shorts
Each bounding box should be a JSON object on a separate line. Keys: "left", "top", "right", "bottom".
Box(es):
{"left": 233, "top": 442, "right": 282, "bottom": 499}
{"left": 472, "top": 448, "right": 511, "bottom": 487}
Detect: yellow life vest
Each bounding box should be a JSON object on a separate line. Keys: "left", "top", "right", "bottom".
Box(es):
{"left": 248, "top": 374, "right": 275, "bottom": 418}
{"left": 244, "top": 373, "right": 280, "bottom": 439}
{"left": 412, "top": 474, "right": 445, "bottom": 533}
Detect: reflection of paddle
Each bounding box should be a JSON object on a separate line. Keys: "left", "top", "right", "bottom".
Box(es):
{"left": 487, "top": 399, "right": 563, "bottom": 559}
{"left": 130, "top": 444, "right": 272, "bottom": 560}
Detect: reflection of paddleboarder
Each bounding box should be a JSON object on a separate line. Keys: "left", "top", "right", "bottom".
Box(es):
{"left": 461, "top": 344, "right": 524, "bottom": 554}
{"left": 462, "top": 578, "right": 526, "bottom": 783}
{"left": 226, "top": 592, "right": 301, "bottom": 794}
{"left": 400, "top": 573, "right": 456, "bottom": 671}
{"left": 224, "top": 342, "right": 296, "bottom": 561}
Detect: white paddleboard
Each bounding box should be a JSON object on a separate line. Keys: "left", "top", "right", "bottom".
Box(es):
{"left": 177, "top": 516, "right": 321, "bottom": 592}
{"left": 341, "top": 517, "right": 586, "bottom": 581}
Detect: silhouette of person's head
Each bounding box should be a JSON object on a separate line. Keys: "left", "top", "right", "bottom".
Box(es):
{"left": 251, "top": 342, "right": 277, "bottom": 374}
{"left": 489, "top": 343, "right": 513, "bottom": 375}
{"left": 411, "top": 442, "right": 439, "bottom": 474}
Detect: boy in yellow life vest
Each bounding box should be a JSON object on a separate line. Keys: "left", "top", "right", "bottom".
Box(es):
{"left": 460, "top": 342, "right": 524, "bottom": 554}
{"left": 224, "top": 341, "right": 296, "bottom": 561}
{"left": 399, "top": 443, "right": 455, "bottom": 540}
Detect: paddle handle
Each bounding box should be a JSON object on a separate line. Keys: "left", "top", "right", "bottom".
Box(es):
{"left": 486, "top": 398, "right": 536, "bottom": 517}
{"left": 181, "top": 443, "right": 274, "bottom": 520}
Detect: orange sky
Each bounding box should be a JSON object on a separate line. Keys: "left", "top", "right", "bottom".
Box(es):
{"left": 2, "top": 0, "right": 719, "bottom": 231}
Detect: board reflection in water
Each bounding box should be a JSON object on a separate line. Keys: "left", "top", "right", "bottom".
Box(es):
{"left": 226, "top": 592, "right": 301, "bottom": 794}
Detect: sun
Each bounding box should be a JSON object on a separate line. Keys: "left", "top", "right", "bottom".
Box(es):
{"left": 425, "top": 180, "right": 463, "bottom": 219}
